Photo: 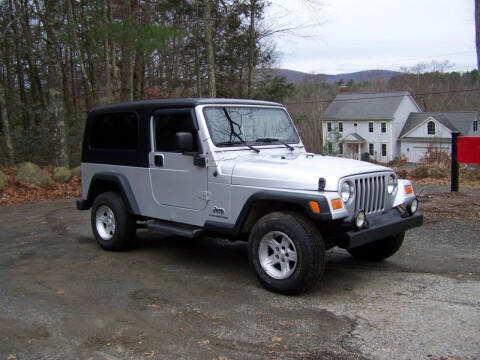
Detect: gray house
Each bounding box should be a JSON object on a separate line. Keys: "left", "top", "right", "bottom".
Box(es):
{"left": 322, "top": 91, "right": 479, "bottom": 163}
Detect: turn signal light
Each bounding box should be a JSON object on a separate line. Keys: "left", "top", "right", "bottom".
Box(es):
{"left": 405, "top": 185, "right": 413, "bottom": 195}
{"left": 331, "top": 198, "right": 344, "bottom": 210}
{"left": 309, "top": 201, "right": 320, "bottom": 214}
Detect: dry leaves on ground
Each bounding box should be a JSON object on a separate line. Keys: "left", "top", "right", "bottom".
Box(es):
{"left": 0, "top": 166, "right": 81, "bottom": 206}
{"left": 418, "top": 191, "right": 480, "bottom": 226}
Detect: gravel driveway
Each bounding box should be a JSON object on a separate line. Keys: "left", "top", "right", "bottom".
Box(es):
{"left": 0, "top": 191, "right": 479, "bottom": 360}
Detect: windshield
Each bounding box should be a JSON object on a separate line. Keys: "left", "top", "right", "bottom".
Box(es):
{"left": 203, "top": 106, "right": 299, "bottom": 147}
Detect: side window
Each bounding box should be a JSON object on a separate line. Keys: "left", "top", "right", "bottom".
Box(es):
{"left": 381, "top": 122, "right": 386, "bottom": 133}
{"left": 369, "top": 143, "right": 374, "bottom": 156}
{"left": 381, "top": 143, "right": 387, "bottom": 157}
{"left": 369, "top": 122, "right": 373, "bottom": 133}
{"left": 327, "top": 122, "right": 332, "bottom": 132}
{"left": 90, "top": 112, "right": 138, "bottom": 150}
{"left": 338, "top": 122, "right": 343, "bottom": 132}
{"left": 153, "top": 112, "right": 198, "bottom": 152}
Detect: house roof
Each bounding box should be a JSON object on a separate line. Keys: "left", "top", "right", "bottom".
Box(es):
{"left": 400, "top": 111, "right": 478, "bottom": 137}
{"left": 342, "top": 133, "right": 366, "bottom": 143}
{"left": 322, "top": 91, "right": 412, "bottom": 120}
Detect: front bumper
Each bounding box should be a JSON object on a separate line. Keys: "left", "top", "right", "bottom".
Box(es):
{"left": 341, "top": 210, "right": 423, "bottom": 249}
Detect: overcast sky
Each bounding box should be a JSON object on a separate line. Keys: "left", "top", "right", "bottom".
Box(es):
{"left": 266, "top": 0, "right": 477, "bottom": 74}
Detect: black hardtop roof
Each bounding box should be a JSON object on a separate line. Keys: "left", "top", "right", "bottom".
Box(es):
{"left": 89, "top": 98, "right": 283, "bottom": 115}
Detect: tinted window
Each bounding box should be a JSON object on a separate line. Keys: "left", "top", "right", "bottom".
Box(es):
{"left": 153, "top": 112, "right": 198, "bottom": 152}
{"left": 90, "top": 113, "right": 138, "bottom": 150}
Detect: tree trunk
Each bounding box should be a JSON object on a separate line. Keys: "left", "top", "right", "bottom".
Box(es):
{"left": 247, "top": 0, "right": 255, "bottom": 98}
{"left": 476, "top": 0, "right": 480, "bottom": 69}
{"left": 194, "top": 0, "right": 202, "bottom": 97}
{"left": 0, "top": 84, "right": 14, "bottom": 165}
{"left": 104, "top": 0, "right": 112, "bottom": 103}
{"left": 45, "top": 0, "right": 69, "bottom": 167}
{"left": 203, "top": 0, "right": 216, "bottom": 97}
{"left": 66, "top": 0, "right": 94, "bottom": 103}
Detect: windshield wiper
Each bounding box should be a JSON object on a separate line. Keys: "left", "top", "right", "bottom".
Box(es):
{"left": 222, "top": 108, "right": 260, "bottom": 153}
{"left": 255, "top": 137, "right": 295, "bottom": 151}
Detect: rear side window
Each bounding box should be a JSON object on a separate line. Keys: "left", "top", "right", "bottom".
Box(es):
{"left": 90, "top": 112, "right": 138, "bottom": 150}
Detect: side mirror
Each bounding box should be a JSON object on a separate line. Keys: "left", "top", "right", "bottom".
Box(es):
{"left": 175, "top": 132, "right": 194, "bottom": 152}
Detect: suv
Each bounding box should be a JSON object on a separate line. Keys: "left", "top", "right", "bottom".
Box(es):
{"left": 77, "top": 98, "right": 423, "bottom": 294}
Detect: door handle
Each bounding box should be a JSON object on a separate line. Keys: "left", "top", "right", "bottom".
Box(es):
{"left": 154, "top": 154, "right": 164, "bottom": 167}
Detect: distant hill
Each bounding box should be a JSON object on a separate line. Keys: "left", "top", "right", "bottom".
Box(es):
{"left": 262, "top": 68, "right": 401, "bottom": 85}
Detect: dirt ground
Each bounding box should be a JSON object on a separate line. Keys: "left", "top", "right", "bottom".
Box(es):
{"left": 0, "top": 184, "right": 479, "bottom": 360}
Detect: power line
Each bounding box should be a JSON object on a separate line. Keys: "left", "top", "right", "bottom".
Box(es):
{"left": 284, "top": 88, "right": 480, "bottom": 105}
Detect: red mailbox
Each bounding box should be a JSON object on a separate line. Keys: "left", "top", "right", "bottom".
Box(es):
{"left": 457, "top": 136, "right": 480, "bottom": 164}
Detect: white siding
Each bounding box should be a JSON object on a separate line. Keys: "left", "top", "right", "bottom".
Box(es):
{"left": 400, "top": 141, "right": 451, "bottom": 163}
{"left": 406, "top": 117, "right": 452, "bottom": 139}
{"left": 391, "top": 96, "right": 422, "bottom": 159}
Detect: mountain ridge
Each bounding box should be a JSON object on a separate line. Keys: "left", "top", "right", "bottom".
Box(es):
{"left": 262, "top": 68, "right": 402, "bottom": 85}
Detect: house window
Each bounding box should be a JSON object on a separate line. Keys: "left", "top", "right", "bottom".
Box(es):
{"left": 327, "top": 122, "right": 332, "bottom": 132}
{"left": 381, "top": 143, "right": 387, "bottom": 157}
{"left": 427, "top": 121, "right": 435, "bottom": 135}
{"left": 369, "top": 143, "right": 374, "bottom": 156}
{"left": 369, "top": 122, "right": 373, "bottom": 133}
{"left": 339, "top": 143, "right": 343, "bottom": 155}
{"left": 338, "top": 122, "right": 343, "bottom": 132}
{"left": 381, "top": 122, "right": 386, "bottom": 133}
{"left": 474, "top": 120, "right": 478, "bottom": 132}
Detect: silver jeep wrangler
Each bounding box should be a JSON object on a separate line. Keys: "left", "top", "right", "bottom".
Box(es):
{"left": 77, "top": 98, "right": 423, "bottom": 294}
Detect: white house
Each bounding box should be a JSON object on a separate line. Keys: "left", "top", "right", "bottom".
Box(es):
{"left": 399, "top": 112, "right": 479, "bottom": 162}
{"left": 322, "top": 91, "right": 421, "bottom": 162}
{"left": 322, "top": 91, "right": 479, "bottom": 163}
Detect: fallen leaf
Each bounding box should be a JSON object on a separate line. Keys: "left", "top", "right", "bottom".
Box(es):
{"left": 7, "top": 355, "right": 17, "bottom": 360}
{"left": 147, "top": 304, "right": 160, "bottom": 309}
{"left": 272, "top": 336, "right": 282, "bottom": 342}
{"left": 56, "top": 290, "right": 64, "bottom": 295}
{"left": 198, "top": 339, "right": 210, "bottom": 346}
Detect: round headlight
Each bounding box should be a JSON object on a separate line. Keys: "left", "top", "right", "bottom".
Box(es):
{"left": 387, "top": 175, "right": 397, "bottom": 194}
{"left": 340, "top": 181, "right": 353, "bottom": 202}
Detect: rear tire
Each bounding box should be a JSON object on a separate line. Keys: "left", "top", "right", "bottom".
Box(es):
{"left": 248, "top": 211, "right": 325, "bottom": 295}
{"left": 91, "top": 192, "right": 135, "bottom": 251}
{"left": 347, "top": 232, "right": 405, "bottom": 262}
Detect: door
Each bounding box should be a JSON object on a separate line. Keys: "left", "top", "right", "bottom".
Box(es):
{"left": 149, "top": 108, "right": 208, "bottom": 210}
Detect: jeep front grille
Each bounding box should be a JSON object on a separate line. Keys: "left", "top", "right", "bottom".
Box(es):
{"left": 354, "top": 174, "right": 387, "bottom": 214}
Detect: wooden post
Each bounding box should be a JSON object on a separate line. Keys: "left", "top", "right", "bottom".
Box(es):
{"left": 451, "top": 132, "right": 459, "bottom": 192}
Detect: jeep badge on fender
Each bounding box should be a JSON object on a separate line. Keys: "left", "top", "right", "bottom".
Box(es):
{"left": 77, "top": 98, "right": 423, "bottom": 295}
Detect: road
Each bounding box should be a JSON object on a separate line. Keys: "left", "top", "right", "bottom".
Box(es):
{"left": 0, "top": 192, "right": 479, "bottom": 360}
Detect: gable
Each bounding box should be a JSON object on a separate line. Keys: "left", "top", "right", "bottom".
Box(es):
{"left": 401, "top": 116, "right": 453, "bottom": 139}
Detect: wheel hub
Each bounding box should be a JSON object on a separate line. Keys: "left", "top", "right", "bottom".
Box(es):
{"left": 258, "top": 231, "right": 297, "bottom": 280}
{"left": 95, "top": 205, "right": 116, "bottom": 241}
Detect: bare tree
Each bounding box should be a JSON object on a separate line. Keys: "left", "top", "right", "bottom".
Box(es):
{"left": 203, "top": 0, "right": 216, "bottom": 97}
{"left": 476, "top": 0, "right": 480, "bottom": 69}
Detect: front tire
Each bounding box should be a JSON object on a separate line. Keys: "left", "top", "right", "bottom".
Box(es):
{"left": 91, "top": 192, "right": 135, "bottom": 251}
{"left": 248, "top": 212, "right": 325, "bottom": 295}
{"left": 347, "top": 232, "right": 405, "bottom": 262}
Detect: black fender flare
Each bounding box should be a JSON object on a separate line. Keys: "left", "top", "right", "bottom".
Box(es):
{"left": 204, "top": 190, "right": 332, "bottom": 236}
{"left": 81, "top": 172, "right": 140, "bottom": 215}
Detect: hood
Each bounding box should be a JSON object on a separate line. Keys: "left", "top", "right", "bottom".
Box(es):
{"left": 218, "top": 153, "right": 391, "bottom": 191}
